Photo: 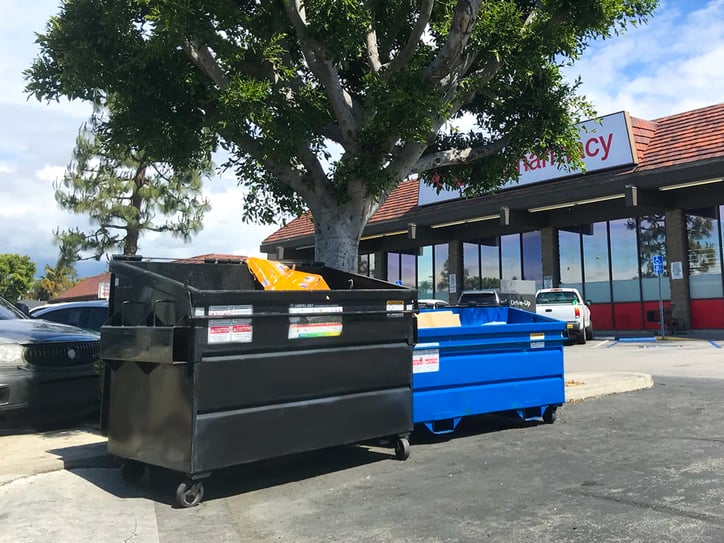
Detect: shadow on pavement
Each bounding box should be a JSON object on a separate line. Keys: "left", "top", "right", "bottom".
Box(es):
{"left": 67, "top": 442, "right": 392, "bottom": 507}
{"left": 54, "top": 412, "right": 549, "bottom": 507}
{"left": 411, "top": 411, "right": 545, "bottom": 445}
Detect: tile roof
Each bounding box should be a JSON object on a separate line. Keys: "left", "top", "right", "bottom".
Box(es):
{"left": 262, "top": 103, "right": 724, "bottom": 245}
{"left": 636, "top": 103, "right": 724, "bottom": 171}
{"left": 52, "top": 273, "right": 111, "bottom": 302}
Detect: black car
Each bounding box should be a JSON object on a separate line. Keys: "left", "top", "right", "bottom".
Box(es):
{"left": 0, "top": 295, "right": 101, "bottom": 425}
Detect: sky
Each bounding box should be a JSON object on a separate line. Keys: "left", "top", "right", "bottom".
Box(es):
{"left": 0, "top": 0, "right": 723, "bottom": 279}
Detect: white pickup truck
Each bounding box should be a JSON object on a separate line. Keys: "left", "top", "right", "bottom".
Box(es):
{"left": 535, "top": 288, "right": 592, "bottom": 344}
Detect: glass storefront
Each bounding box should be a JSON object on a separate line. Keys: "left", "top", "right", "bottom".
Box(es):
{"left": 687, "top": 207, "right": 723, "bottom": 299}
{"left": 394, "top": 209, "right": 724, "bottom": 329}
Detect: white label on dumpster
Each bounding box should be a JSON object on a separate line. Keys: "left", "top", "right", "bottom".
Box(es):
{"left": 413, "top": 349, "right": 440, "bottom": 373}
{"left": 231, "top": 319, "right": 253, "bottom": 343}
{"left": 288, "top": 305, "right": 343, "bottom": 339}
{"left": 208, "top": 320, "right": 232, "bottom": 343}
{"left": 209, "top": 305, "right": 253, "bottom": 317}
{"left": 530, "top": 332, "right": 545, "bottom": 349}
{"left": 387, "top": 300, "right": 405, "bottom": 319}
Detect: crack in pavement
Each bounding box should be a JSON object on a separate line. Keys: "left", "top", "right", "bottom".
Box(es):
{"left": 562, "top": 487, "right": 724, "bottom": 527}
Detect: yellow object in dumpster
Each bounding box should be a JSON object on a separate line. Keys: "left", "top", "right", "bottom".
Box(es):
{"left": 247, "top": 257, "right": 330, "bottom": 291}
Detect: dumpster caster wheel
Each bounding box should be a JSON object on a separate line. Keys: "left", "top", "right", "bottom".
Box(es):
{"left": 176, "top": 480, "right": 204, "bottom": 508}
{"left": 120, "top": 461, "right": 145, "bottom": 483}
{"left": 394, "top": 438, "right": 410, "bottom": 461}
{"left": 543, "top": 407, "right": 557, "bottom": 424}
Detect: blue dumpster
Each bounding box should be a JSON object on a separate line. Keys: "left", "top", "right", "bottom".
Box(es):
{"left": 413, "top": 306, "right": 566, "bottom": 434}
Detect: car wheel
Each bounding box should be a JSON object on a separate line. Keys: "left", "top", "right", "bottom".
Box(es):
{"left": 577, "top": 332, "right": 587, "bottom": 345}
{"left": 585, "top": 324, "right": 593, "bottom": 340}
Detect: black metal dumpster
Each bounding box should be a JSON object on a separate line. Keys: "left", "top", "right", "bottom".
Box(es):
{"left": 100, "top": 256, "right": 416, "bottom": 507}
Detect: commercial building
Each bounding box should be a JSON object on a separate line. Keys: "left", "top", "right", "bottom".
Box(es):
{"left": 261, "top": 104, "right": 724, "bottom": 332}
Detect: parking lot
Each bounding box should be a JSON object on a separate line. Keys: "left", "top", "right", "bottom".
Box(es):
{"left": 1, "top": 337, "right": 723, "bottom": 543}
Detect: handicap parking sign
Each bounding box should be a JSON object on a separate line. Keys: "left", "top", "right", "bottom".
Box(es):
{"left": 652, "top": 255, "right": 664, "bottom": 275}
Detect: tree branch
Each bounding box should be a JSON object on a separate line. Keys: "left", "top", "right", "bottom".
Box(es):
{"left": 284, "top": 0, "right": 360, "bottom": 151}
{"left": 182, "top": 39, "right": 229, "bottom": 89}
{"left": 424, "top": 0, "right": 483, "bottom": 86}
{"left": 384, "top": 0, "right": 434, "bottom": 74}
{"left": 365, "top": 25, "right": 382, "bottom": 74}
{"left": 413, "top": 137, "right": 508, "bottom": 173}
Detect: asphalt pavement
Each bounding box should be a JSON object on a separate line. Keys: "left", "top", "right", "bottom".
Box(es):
{"left": 2, "top": 335, "right": 722, "bottom": 542}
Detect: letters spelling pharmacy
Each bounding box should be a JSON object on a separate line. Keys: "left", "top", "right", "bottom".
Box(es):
{"left": 519, "top": 132, "right": 614, "bottom": 173}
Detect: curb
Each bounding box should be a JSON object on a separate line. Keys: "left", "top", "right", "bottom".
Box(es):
{"left": 565, "top": 371, "right": 654, "bottom": 402}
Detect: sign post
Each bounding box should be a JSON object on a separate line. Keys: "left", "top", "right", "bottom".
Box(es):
{"left": 653, "top": 255, "right": 665, "bottom": 338}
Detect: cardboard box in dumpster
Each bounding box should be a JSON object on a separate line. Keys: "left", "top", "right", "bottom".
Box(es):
{"left": 416, "top": 311, "right": 461, "bottom": 328}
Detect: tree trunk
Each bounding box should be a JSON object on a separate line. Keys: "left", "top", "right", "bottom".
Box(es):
{"left": 313, "top": 201, "right": 369, "bottom": 272}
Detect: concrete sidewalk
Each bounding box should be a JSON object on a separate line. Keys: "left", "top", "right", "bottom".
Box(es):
{"left": 0, "top": 371, "right": 653, "bottom": 485}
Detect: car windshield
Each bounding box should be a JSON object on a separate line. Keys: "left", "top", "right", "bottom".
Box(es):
{"left": 0, "top": 296, "right": 27, "bottom": 320}
{"left": 536, "top": 292, "right": 578, "bottom": 304}
{"left": 460, "top": 292, "right": 496, "bottom": 302}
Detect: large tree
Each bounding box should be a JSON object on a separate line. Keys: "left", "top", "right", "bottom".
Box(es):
{"left": 55, "top": 116, "right": 212, "bottom": 258}
{"left": 0, "top": 254, "right": 37, "bottom": 302}
{"left": 26, "top": 0, "right": 657, "bottom": 271}
{"left": 30, "top": 240, "right": 80, "bottom": 301}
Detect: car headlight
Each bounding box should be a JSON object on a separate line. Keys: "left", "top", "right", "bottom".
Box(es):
{"left": 0, "top": 342, "right": 26, "bottom": 367}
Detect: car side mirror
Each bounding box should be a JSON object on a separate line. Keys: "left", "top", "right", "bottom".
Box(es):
{"left": 586, "top": 299, "right": 593, "bottom": 306}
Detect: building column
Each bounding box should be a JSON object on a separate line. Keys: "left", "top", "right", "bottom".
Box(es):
{"left": 448, "top": 240, "right": 464, "bottom": 304}
{"left": 541, "top": 226, "right": 560, "bottom": 288}
{"left": 665, "top": 209, "right": 691, "bottom": 329}
{"left": 374, "top": 251, "right": 387, "bottom": 281}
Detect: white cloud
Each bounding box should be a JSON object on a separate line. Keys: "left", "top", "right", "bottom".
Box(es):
{"left": 35, "top": 165, "right": 65, "bottom": 183}
{"left": 565, "top": 0, "right": 724, "bottom": 119}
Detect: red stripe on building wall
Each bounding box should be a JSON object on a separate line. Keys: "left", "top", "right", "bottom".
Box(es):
{"left": 690, "top": 299, "right": 724, "bottom": 329}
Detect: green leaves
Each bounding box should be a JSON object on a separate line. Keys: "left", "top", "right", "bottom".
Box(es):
{"left": 0, "top": 255, "right": 37, "bottom": 302}
{"left": 25, "top": 0, "right": 659, "bottom": 267}
{"left": 55, "top": 114, "right": 212, "bottom": 259}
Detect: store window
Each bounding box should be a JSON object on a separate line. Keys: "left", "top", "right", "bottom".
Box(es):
{"left": 417, "top": 246, "right": 434, "bottom": 298}
{"left": 358, "top": 254, "right": 372, "bottom": 276}
{"left": 637, "top": 215, "right": 670, "bottom": 301}
{"left": 463, "top": 242, "right": 481, "bottom": 290}
{"left": 559, "top": 230, "right": 582, "bottom": 291}
{"left": 434, "top": 244, "right": 450, "bottom": 299}
{"left": 401, "top": 253, "right": 416, "bottom": 288}
{"left": 387, "top": 253, "right": 401, "bottom": 284}
{"left": 583, "top": 222, "right": 611, "bottom": 302}
{"left": 387, "top": 252, "right": 416, "bottom": 287}
{"left": 610, "top": 219, "right": 640, "bottom": 302}
{"left": 687, "top": 208, "right": 723, "bottom": 299}
{"left": 501, "top": 234, "right": 521, "bottom": 280}
{"left": 481, "top": 243, "right": 500, "bottom": 288}
{"left": 522, "top": 231, "right": 543, "bottom": 287}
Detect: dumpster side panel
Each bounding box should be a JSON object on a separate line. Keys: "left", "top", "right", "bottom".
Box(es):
{"left": 195, "top": 343, "right": 411, "bottom": 412}
{"left": 413, "top": 306, "right": 566, "bottom": 430}
{"left": 193, "top": 387, "right": 412, "bottom": 472}
{"left": 106, "top": 362, "right": 193, "bottom": 472}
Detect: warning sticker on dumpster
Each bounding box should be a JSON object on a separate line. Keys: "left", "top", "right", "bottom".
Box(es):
{"left": 530, "top": 332, "right": 545, "bottom": 349}
{"left": 288, "top": 305, "right": 343, "bottom": 339}
{"left": 413, "top": 349, "right": 440, "bottom": 373}
{"left": 208, "top": 318, "right": 253, "bottom": 343}
{"left": 208, "top": 320, "right": 232, "bottom": 344}
{"left": 231, "top": 319, "right": 253, "bottom": 342}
